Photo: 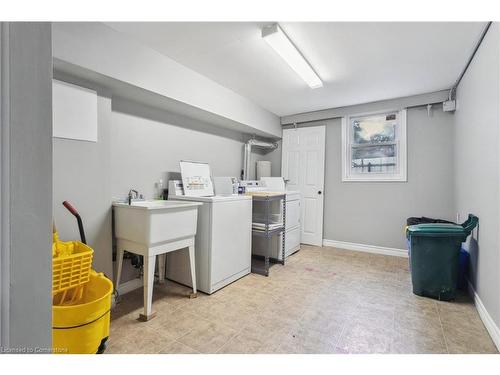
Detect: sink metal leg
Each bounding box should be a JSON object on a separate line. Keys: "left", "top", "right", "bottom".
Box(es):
{"left": 188, "top": 245, "right": 197, "bottom": 298}
{"left": 139, "top": 254, "right": 157, "bottom": 321}
{"left": 157, "top": 254, "right": 166, "bottom": 284}
{"left": 115, "top": 247, "right": 124, "bottom": 291}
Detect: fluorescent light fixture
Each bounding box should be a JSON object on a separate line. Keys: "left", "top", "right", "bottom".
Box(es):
{"left": 262, "top": 23, "right": 323, "bottom": 89}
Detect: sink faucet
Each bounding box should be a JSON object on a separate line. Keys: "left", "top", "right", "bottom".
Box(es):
{"left": 128, "top": 189, "right": 139, "bottom": 205}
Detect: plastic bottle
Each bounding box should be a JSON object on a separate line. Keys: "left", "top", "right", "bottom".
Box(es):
{"left": 157, "top": 179, "right": 164, "bottom": 199}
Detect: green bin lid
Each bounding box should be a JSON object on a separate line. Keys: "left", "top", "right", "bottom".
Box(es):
{"left": 407, "top": 214, "right": 478, "bottom": 238}
{"left": 407, "top": 223, "right": 466, "bottom": 235}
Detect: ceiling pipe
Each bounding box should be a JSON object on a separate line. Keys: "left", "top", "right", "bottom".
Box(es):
{"left": 246, "top": 138, "right": 278, "bottom": 149}
{"left": 283, "top": 23, "right": 494, "bottom": 125}
{"left": 449, "top": 21, "right": 492, "bottom": 101}
{"left": 242, "top": 138, "right": 278, "bottom": 181}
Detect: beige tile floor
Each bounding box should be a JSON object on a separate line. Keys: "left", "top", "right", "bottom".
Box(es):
{"left": 107, "top": 245, "right": 498, "bottom": 354}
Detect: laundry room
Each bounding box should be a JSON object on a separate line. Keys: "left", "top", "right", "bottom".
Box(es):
{"left": 2, "top": 3, "right": 500, "bottom": 371}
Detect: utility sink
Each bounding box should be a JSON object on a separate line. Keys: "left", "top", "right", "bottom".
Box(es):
{"left": 113, "top": 200, "right": 202, "bottom": 246}
{"left": 113, "top": 199, "right": 202, "bottom": 321}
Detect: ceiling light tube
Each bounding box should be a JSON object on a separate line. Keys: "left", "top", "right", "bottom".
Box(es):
{"left": 262, "top": 23, "right": 323, "bottom": 89}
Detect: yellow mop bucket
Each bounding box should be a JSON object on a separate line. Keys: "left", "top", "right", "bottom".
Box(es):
{"left": 52, "top": 201, "right": 112, "bottom": 354}
{"left": 52, "top": 235, "right": 93, "bottom": 305}
{"left": 52, "top": 271, "right": 112, "bottom": 354}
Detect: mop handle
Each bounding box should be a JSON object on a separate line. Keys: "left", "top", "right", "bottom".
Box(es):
{"left": 62, "top": 201, "right": 87, "bottom": 245}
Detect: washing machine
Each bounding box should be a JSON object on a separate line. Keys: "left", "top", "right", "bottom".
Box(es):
{"left": 167, "top": 194, "right": 252, "bottom": 294}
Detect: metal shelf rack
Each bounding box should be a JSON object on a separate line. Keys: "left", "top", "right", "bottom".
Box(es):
{"left": 250, "top": 193, "right": 286, "bottom": 276}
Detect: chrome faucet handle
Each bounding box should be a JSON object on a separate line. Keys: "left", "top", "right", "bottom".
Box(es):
{"left": 128, "top": 189, "right": 139, "bottom": 205}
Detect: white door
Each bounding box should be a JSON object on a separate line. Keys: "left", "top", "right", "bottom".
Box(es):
{"left": 282, "top": 126, "right": 326, "bottom": 246}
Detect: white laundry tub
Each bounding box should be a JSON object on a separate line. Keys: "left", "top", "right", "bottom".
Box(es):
{"left": 113, "top": 200, "right": 201, "bottom": 246}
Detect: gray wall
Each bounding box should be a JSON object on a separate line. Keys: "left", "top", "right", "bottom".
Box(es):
{"left": 321, "top": 106, "right": 455, "bottom": 249}
{"left": 109, "top": 99, "right": 281, "bottom": 282}
{"left": 109, "top": 98, "right": 281, "bottom": 199}
{"left": 1, "top": 23, "right": 52, "bottom": 351}
{"left": 454, "top": 23, "right": 500, "bottom": 328}
{"left": 53, "top": 92, "right": 114, "bottom": 278}
{"left": 251, "top": 140, "right": 282, "bottom": 180}
{"left": 111, "top": 99, "right": 247, "bottom": 199}
{"left": 53, "top": 94, "right": 281, "bottom": 283}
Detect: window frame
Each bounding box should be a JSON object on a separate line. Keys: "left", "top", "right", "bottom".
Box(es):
{"left": 341, "top": 108, "right": 407, "bottom": 182}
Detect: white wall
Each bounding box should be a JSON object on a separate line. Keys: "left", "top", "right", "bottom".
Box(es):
{"left": 453, "top": 23, "right": 500, "bottom": 329}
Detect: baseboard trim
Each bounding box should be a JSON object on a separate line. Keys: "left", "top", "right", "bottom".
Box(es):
{"left": 322, "top": 239, "right": 408, "bottom": 258}
{"left": 467, "top": 281, "right": 500, "bottom": 351}
{"left": 116, "top": 278, "right": 142, "bottom": 296}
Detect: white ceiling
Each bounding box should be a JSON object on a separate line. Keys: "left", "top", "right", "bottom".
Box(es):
{"left": 105, "top": 22, "right": 486, "bottom": 117}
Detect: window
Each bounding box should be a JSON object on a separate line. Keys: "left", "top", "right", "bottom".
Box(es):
{"left": 342, "top": 109, "right": 407, "bottom": 182}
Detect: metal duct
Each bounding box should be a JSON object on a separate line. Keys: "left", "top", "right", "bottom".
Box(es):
{"left": 242, "top": 138, "right": 278, "bottom": 180}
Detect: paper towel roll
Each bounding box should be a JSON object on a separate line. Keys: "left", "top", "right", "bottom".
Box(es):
{"left": 256, "top": 161, "right": 272, "bottom": 179}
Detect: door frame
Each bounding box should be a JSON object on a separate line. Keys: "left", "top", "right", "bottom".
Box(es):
{"left": 0, "top": 22, "right": 9, "bottom": 347}
{"left": 282, "top": 124, "right": 326, "bottom": 246}
{"left": 0, "top": 22, "right": 53, "bottom": 349}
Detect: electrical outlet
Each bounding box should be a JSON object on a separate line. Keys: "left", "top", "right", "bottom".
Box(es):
{"left": 456, "top": 213, "right": 461, "bottom": 223}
